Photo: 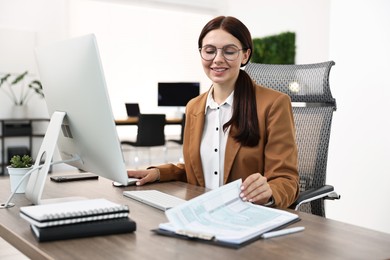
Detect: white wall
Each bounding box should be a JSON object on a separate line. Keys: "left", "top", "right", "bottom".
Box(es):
{"left": 67, "top": 0, "right": 213, "bottom": 120}
{"left": 0, "top": 0, "right": 389, "bottom": 234}
{"left": 224, "top": 0, "right": 330, "bottom": 64}
{"left": 0, "top": 0, "right": 68, "bottom": 119}
{"left": 327, "top": 0, "right": 390, "bottom": 234}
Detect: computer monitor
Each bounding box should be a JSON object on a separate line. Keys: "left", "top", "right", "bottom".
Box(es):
{"left": 125, "top": 103, "right": 140, "bottom": 117}
{"left": 157, "top": 82, "right": 200, "bottom": 107}
{"left": 26, "top": 34, "right": 131, "bottom": 204}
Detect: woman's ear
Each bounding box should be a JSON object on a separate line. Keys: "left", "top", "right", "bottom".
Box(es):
{"left": 241, "top": 49, "right": 251, "bottom": 66}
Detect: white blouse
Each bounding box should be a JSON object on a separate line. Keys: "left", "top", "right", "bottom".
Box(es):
{"left": 200, "top": 89, "right": 234, "bottom": 190}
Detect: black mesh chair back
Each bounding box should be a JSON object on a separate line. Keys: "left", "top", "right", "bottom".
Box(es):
{"left": 245, "top": 61, "right": 338, "bottom": 217}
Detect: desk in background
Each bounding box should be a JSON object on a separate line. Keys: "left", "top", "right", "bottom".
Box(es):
{"left": 115, "top": 117, "right": 182, "bottom": 126}
{"left": 0, "top": 175, "right": 390, "bottom": 259}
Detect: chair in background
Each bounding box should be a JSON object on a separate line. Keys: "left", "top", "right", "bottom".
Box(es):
{"left": 125, "top": 103, "right": 140, "bottom": 117}
{"left": 121, "top": 114, "right": 166, "bottom": 168}
{"left": 245, "top": 61, "right": 340, "bottom": 217}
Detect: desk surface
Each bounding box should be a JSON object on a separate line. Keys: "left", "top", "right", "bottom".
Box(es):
{"left": 115, "top": 117, "right": 182, "bottom": 126}
{"left": 1, "top": 174, "right": 390, "bottom": 260}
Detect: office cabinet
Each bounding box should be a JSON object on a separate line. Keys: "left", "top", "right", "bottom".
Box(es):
{"left": 0, "top": 118, "right": 49, "bottom": 175}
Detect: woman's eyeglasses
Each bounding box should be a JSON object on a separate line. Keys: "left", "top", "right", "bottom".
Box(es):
{"left": 199, "top": 45, "right": 243, "bottom": 61}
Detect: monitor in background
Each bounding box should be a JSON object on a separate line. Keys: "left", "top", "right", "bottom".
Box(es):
{"left": 125, "top": 103, "right": 140, "bottom": 117}
{"left": 27, "top": 34, "right": 133, "bottom": 205}
{"left": 157, "top": 82, "right": 200, "bottom": 107}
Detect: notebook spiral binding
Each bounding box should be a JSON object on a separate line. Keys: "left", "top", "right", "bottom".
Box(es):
{"left": 20, "top": 199, "right": 131, "bottom": 228}
{"left": 43, "top": 205, "right": 129, "bottom": 221}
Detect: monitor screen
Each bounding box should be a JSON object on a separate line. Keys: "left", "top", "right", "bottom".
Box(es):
{"left": 158, "top": 82, "right": 200, "bottom": 107}
{"left": 125, "top": 103, "right": 140, "bottom": 117}
{"left": 29, "top": 34, "right": 129, "bottom": 203}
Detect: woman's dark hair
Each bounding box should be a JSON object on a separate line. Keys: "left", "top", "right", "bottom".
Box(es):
{"left": 198, "top": 16, "right": 260, "bottom": 147}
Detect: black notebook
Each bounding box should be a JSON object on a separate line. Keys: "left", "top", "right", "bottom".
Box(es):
{"left": 31, "top": 217, "right": 136, "bottom": 242}
{"left": 20, "top": 198, "right": 129, "bottom": 228}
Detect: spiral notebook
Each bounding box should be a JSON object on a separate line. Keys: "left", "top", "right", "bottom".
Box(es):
{"left": 20, "top": 198, "right": 129, "bottom": 228}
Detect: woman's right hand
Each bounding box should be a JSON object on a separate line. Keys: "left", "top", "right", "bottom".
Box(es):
{"left": 127, "top": 168, "right": 160, "bottom": 186}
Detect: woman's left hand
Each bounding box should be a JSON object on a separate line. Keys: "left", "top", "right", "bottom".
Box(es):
{"left": 240, "top": 173, "right": 273, "bottom": 205}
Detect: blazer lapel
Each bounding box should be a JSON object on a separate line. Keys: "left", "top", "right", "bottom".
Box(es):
{"left": 187, "top": 93, "right": 208, "bottom": 187}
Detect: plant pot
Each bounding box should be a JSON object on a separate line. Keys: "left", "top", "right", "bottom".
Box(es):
{"left": 7, "top": 166, "right": 32, "bottom": 193}
{"left": 11, "top": 105, "right": 29, "bottom": 119}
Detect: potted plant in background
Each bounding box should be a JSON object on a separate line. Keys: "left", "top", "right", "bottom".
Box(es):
{"left": 0, "top": 71, "right": 44, "bottom": 118}
{"left": 7, "top": 154, "right": 33, "bottom": 194}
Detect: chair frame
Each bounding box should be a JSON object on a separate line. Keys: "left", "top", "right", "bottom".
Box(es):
{"left": 245, "top": 61, "right": 340, "bottom": 217}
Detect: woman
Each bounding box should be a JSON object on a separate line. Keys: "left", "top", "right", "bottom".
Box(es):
{"left": 127, "top": 16, "right": 299, "bottom": 208}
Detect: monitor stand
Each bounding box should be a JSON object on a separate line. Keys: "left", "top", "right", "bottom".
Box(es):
{"left": 25, "top": 111, "right": 86, "bottom": 205}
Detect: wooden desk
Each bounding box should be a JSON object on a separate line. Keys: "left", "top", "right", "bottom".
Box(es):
{"left": 115, "top": 117, "right": 182, "bottom": 126}
{"left": 1, "top": 175, "right": 390, "bottom": 259}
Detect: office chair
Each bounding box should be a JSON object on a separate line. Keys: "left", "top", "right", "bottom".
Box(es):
{"left": 245, "top": 61, "right": 340, "bottom": 217}
{"left": 166, "top": 114, "right": 186, "bottom": 162}
{"left": 121, "top": 114, "right": 166, "bottom": 168}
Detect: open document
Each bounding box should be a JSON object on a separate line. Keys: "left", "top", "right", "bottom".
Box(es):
{"left": 158, "top": 179, "right": 299, "bottom": 246}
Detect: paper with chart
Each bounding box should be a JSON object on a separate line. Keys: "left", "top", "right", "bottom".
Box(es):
{"left": 161, "top": 179, "right": 299, "bottom": 244}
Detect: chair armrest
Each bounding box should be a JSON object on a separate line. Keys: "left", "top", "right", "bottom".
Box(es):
{"left": 290, "top": 185, "right": 340, "bottom": 210}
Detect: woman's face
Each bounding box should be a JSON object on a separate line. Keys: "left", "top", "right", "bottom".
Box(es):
{"left": 200, "top": 29, "right": 250, "bottom": 89}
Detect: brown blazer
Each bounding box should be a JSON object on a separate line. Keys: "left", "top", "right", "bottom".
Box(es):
{"left": 157, "top": 83, "right": 299, "bottom": 208}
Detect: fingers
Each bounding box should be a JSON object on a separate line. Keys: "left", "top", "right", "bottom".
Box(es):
{"left": 240, "top": 173, "right": 272, "bottom": 205}
{"left": 135, "top": 177, "right": 149, "bottom": 186}
{"left": 127, "top": 169, "right": 149, "bottom": 179}
{"left": 127, "top": 169, "right": 159, "bottom": 186}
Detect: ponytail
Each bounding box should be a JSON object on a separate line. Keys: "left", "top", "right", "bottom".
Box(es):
{"left": 223, "top": 70, "right": 260, "bottom": 147}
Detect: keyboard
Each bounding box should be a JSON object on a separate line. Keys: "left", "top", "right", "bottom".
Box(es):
{"left": 123, "top": 190, "right": 186, "bottom": 211}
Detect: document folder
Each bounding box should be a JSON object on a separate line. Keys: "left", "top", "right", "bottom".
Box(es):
{"left": 153, "top": 179, "right": 301, "bottom": 248}
{"left": 152, "top": 217, "right": 300, "bottom": 249}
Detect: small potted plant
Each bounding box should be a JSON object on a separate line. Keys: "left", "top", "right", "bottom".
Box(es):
{"left": 7, "top": 155, "right": 33, "bottom": 194}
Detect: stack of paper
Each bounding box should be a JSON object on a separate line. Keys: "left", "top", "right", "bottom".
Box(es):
{"left": 157, "top": 179, "right": 299, "bottom": 247}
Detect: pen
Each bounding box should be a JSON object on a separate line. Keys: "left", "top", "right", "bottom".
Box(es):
{"left": 261, "top": 226, "right": 305, "bottom": 239}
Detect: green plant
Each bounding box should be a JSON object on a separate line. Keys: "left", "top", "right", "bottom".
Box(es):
{"left": 9, "top": 155, "right": 33, "bottom": 168}
{"left": 0, "top": 71, "right": 44, "bottom": 106}
{"left": 251, "top": 32, "right": 296, "bottom": 64}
